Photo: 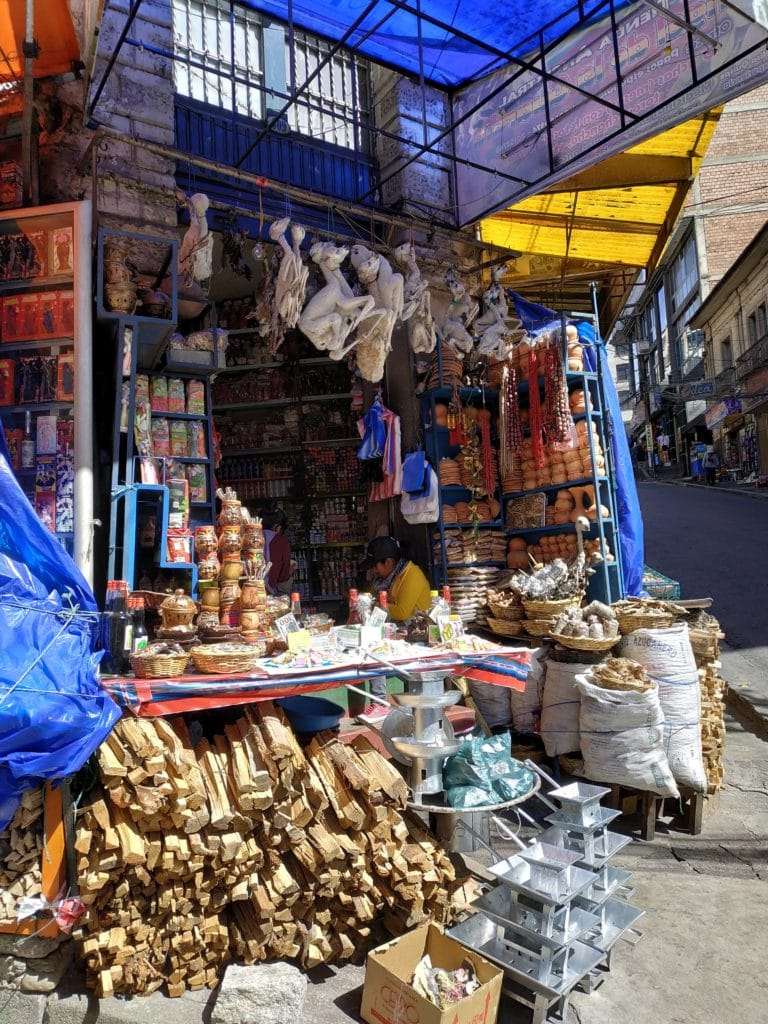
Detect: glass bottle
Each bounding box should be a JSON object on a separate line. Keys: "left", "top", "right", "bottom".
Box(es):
{"left": 442, "top": 585, "right": 452, "bottom": 611}
{"left": 347, "top": 588, "right": 362, "bottom": 626}
{"left": 21, "top": 411, "right": 35, "bottom": 470}
{"left": 110, "top": 582, "right": 131, "bottom": 674}
{"left": 99, "top": 581, "right": 119, "bottom": 674}
{"left": 290, "top": 591, "right": 303, "bottom": 621}
{"left": 130, "top": 596, "right": 148, "bottom": 653}
{"left": 378, "top": 591, "right": 389, "bottom": 618}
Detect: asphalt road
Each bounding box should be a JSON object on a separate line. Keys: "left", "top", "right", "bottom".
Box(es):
{"left": 638, "top": 481, "right": 768, "bottom": 715}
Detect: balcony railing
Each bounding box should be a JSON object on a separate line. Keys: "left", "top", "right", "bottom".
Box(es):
{"left": 736, "top": 333, "right": 768, "bottom": 380}
{"left": 715, "top": 366, "right": 736, "bottom": 392}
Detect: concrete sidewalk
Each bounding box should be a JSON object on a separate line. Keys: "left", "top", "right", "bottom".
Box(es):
{"left": 649, "top": 476, "right": 768, "bottom": 501}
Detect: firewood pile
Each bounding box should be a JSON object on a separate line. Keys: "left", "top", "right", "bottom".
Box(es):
{"left": 689, "top": 611, "right": 726, "bottom": 793}
{"left": 74, "top": 704, "right": 461, "bottom": 998}
{"left": 0, "top": 788, "right": 44, "bottom": 925}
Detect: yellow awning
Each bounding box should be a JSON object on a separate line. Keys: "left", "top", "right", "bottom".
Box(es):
{"left": 481, "top": 110, "right": 721, "bottom": 323}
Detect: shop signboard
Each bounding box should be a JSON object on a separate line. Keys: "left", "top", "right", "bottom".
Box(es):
{"left": 681, "top": 380, "right": 716, "bottom": 400}
{"left": 705, "top": 398, "right": 742, "bottom": 429}
{"left": 454, "top": 2, "right": 768, "bottom": 223}
{"left": 645, "top": 423, "right": 654, "bottom": 465}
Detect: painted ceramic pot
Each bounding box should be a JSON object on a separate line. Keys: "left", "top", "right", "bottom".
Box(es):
{"left": 197, "top": 555, "right": 220, "bottom": 581}
{"left": 218, "top": 526, "right": 242, "bottom": 559}
{"left": 217, "top": 500, "right": 243, "bottom": 529}
{"left": 241, "top": 579, "right": 267, "bottom": 610}
{"left": 159, "top": 589, "right": 197, "bottom": 629}
{"left": 105, "top": 283, "right": 138, "bottom": 313}
{"left": 194, "top": 525, "right": 218, "bottom": 557}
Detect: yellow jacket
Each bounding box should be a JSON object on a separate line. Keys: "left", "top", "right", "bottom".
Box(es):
{"left": 388, "top": 561, "right": 431, "bottom": 622}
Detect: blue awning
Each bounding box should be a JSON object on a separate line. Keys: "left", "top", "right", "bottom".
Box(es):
{"left": 243, "top": 0, "right": 589, "bottom": 86}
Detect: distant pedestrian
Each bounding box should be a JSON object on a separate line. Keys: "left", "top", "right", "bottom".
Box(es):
{"left": 702, "top": 447, "right": 720, "bottom": 486}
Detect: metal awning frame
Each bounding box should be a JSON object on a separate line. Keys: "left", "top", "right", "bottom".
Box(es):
{"left": 85, "top": 0, "right": 768, "bottom": 226}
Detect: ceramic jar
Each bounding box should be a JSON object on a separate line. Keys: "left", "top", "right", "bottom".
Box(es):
{"left": 240, "top": 609, "right": 261, "bottom": 632}
{"left": 197, "top": 608, "right": 220, "bottom": 630}
{"left": 195, "top": 525, "right": 218, "bottom": 558}
{"left": 218, "top": 500, "right": 243, "bottom": 529}
{"left": 219, "top": 580, "right": 241, "bottom": 626}
{"left": 198, "top": 555, "right": 220, "bottom": 582}
{"left": 159, "top": 589, "right": 197, "bottom": 629}
{"left": 218, "top": 526, "right": 242, "bottom": 560}
{"left": 200, "top": 586, "right": 220, "bottom": 608}
{"left": 105, "top": 283, "right": 138, "bottom": 313}
{"left": 104, "top": 260, "right": 136, "bottom": 285}
{"left": 241, "top": 521, "right": 264, "bottom": 553}
{"left": 220, "top": 559, "right": 243, "bottom": 581}
{"left": 241, "top": 579, "right": 267, "bottom": 610}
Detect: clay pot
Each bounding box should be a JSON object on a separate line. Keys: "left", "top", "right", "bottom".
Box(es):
{"left": 218, "top": 526, "right": 242, "bottom": 559}
{"left": 217, "top": 500, "right": 243, "bottom": 529}
{"left": 241, "top": 522, "right": 264, "bottom": 552}
{"left": 105, "top": 283, "right": 138, "bottom": 313}
{"left": 104, "top": 260, "right": 137, "bottom": 285}
{"left": 219, "top": 560, "right": 242, "bottom": 583}
{"left": 197, "top": 608, "right": 220, "bottom": 630}
{"left": 239, "top": 609, "right": 261, "bottom": 632}
{"left": 200, "top": 587, "right": 220, "bottom": 609}
{"left": 198, "top": 556, "right": 220, "bottom": 582}
{"left": 159, "top": 589, "right": 197, "bottom": 630}
{"left": 195, "top": 525, "right": 218, "bottom": 557}
{"left": 241, "top": 579, "right": 267, "bottom": 609}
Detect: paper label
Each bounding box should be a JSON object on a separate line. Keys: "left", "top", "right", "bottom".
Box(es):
{"left": 287, "top": 629, "right": 312, "bottom": 653}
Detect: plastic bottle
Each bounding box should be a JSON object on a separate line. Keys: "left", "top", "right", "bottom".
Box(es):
{"left": 426, "top": 590, "right": 444, "bottom": 645}
{"left": 378, "top": 591, "right": 389, "bottom": 619}
{"left": 290, "top": 591, "right": 303, "bottom": 622}
{"left": 442, "top": 585, "right": 452, "bottom": 612}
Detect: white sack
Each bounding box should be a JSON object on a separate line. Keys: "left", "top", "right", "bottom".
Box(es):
{"left": 540, "top": 659, "right": 593, "bottom": 756}
{"left": 620, "top": 625, "right": 706, "bottom": 792}
{"left": 576, "top": 675, "right": 680, "bottom": 798}
{"left": 509, "top": 648, "right": 544, "bottom": 734}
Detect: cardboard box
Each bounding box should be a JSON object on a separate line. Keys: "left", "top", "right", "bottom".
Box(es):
{"left": 57, "top": 354, "right": 74, "bottom": 401}
{"left": 360, "top": 923, "right": 503, "bottom": 1024}
{"left": 0, "top": 358, "right": 14, "bottom": 406}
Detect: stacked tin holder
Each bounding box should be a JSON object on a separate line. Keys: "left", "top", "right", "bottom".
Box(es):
{"left": 449, "top": 777, "right": 644, "bottom": 1024}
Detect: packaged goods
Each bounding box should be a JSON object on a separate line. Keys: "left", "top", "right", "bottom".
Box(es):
{"left": 150, "top": 376, "right": 168, "bottom": 412}
{"left": 167, "top": 378, "right": 185, "bottom": 413}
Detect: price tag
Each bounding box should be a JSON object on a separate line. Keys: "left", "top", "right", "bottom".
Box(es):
{"left": 287, "top": 629, "right": 312, "bottom": 653}
{"left": 437, "top": 614, "right": 465, "bottom": 644}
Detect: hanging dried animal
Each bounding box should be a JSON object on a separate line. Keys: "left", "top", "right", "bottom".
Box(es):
{"left": 270, "top": 217, "right": 309, "bottom": 330}
{"left": 474, "top": 266, "right": 512, "bottom": 359}
{"left": 440, "top": 269, "right": 478, "bottom": 356}
{"left": 221, "top": 226, "right": 252, "bottom": 280}
{"left": 349, "top": 244, "right": 405, "bottom": 383}
{"left": 176, "top": 190, "right": 214, "bottom": 288}
{"left": 297, "top": 242, "right": 377, "bottom": 360}
{"left": 245, "top": 248, "right": 278, "bottom": 342}
{"left": 392, "top": 242, "right": 437, "bottom": 354}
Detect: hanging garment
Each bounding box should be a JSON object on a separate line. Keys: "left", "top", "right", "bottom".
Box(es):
{"left": 359, "top": 401, "right": 402, "bottom": 502}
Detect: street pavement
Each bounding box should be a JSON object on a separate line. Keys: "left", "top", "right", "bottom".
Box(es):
{"left": 637, "top": 480, "right": 768, "bottom": 725}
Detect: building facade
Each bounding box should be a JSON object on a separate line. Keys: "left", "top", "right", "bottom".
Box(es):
{"left": 613, "top": 84, "right": 768, "bottom": 473}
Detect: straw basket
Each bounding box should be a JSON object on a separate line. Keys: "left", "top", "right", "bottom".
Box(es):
{"left": 522, "top": 596, "right": 583, "bottom": 619}
{"left": 523, "top": 618, "right": 557, "bottom": 637}
{"left": 548, "top": 632, "right": 619, "bottom": 653}
{"left": 487, "top": 598, "right": 525, "bottom": 621}
{"left": 487, "top": 617, "right": 524, "bottom": 638}
{"left": 190, "top": 643, "right": 265, "bottom": 674}
{"left": 617, "top": 609, "right": 674, "bottom": 633}
{"left": 130, "top": 648, "right": 189, "bottom": 678}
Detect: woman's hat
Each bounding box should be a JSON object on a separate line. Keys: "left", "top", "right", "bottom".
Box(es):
{"left": 359, "top": 536, "right": 400, "bottom": 571}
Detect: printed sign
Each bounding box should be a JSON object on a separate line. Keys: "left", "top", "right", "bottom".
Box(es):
{"left": 680, "top": 380, "right": 715, "bottom": 400}
{"left": 454, "top": 2, "right": 768, "bottom": 223}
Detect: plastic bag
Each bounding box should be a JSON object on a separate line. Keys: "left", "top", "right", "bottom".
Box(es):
{"left": 357, "top": 395, "right": 386, "bottom": 460}
{"left": 444, "top": 733, "right": 535, "bottom": 808}
{"left": 401, "top": 465, "right": 439, "bottom": 524}
{"left": 402, "top": 450, "right": 429, "bottom": 496}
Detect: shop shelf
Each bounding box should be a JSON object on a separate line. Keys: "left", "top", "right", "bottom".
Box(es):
{"left": 443, "top": 560, "right": 506, "bottom": 568}
{"left": 0, "top": 401, "right": 73, "bottom": 414}
{"left": 156, "top": 456, "right": 208, "bottom": 464}
{"left": 310, "top": 489, "right": 367, "bottom": 498}
{"left": 301, "top": 392, "right": 353, "bottom": 403}
{"left": 422, "top": 385, "right": 499, "bottom": 403}
{"left": 221, "top": 445, "right": 301, "bottom": 456}
{"left": 305, "top": 437, "right": 360, "bottom": 446}
{"left": 0, "top": 337, "right": 74, "bottom": 351}
{"left": 434, "top": 520, "right": 505, "bottom": 530}
{"left": 440, "top": 484, "right": 472, "bottom": 494}
{"left": 216, "top": 361, "right": 286, "bottom": 373}
{"left": 0, "top": 275, "right": 74, "bottom": 295}
{"left": 502, "top": 476, "right": 609, "bottom": 500}
{"left": 151, "top": 411, "right": 208, "bottom": 420}
{"left": 505, "top": 520, "right": 613, "bottom": 537}
{"left": 213, "top": 398, "right": 294, "bottom": 410}
{"left": 309, "top": 541, "right": 366, "bottom": 548}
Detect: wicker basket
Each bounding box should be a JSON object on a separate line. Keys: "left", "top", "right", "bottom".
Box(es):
{"left": 487, "top": 598, "right": 525, "bottom": 621}
{"left": 487, "top": 617, "right": 524, "bottom": 638}
{"left": 523, "top": 596, "right": 583, "bottom": 618}
{"left": 524, "top": 618, "right": 557, "bottom": 637}
{"left": 130, "top": 649, "right": 190, "bottom": 678}
{"left": 190, "top": 643, "right": 265, "bottom": 674}
{"left": 617, "top": 609, "right": 674, "bottom": 633}
{"left": 549, "top": 632, "right": 619, "bottom": 652}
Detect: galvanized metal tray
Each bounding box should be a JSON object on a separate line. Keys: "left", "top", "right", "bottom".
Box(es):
{"left": 473, "top": 885, "right": 600, "bottom": 948}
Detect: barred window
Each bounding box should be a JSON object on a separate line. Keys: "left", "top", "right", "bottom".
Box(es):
{"left": 171, "top": 0, "right": 371, "bottom": 151}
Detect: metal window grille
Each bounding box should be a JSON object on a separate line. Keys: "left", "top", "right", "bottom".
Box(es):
{"left": 171, "top": 0, "right": 372, "bottom": 151}
{"left": 288, "top": 30, "right": 372, "bottom": 151}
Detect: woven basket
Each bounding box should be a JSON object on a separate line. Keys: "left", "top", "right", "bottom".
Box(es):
{"left": 487, "top": 617, "right": 524, "bottom": 638}
{"left": 130, "top": 650, "right": 189, "bottom": 678}
{"left": 549, "top": 632, "right": 619, "bottom": 652}
{"left": 523, "top": 596, "right": 583, "bottom": 618}
{"left": 524, "top": 618, "right": 557, "bottom": 637}
{"left": 190, "top": 643, "right": 265, "bottom": 674}
{"left": 617, "top": 610, "right": 674, "bottom": 633}
{"left": 487, "top": 598, "right": 525, "bottom": 621}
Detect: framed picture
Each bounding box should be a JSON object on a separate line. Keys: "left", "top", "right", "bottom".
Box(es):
{"left": 57, "top": 354, "right": 74, "bottom": 402}
{"left": 49, "top": 226, "right": 74, "bottom": 276}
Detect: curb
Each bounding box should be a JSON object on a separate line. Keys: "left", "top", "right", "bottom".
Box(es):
{"left": 725, "top": 686, "right": 768, "bottom": 738}
{"left": 647, "top": 479, "right": 768, "bottom": 502}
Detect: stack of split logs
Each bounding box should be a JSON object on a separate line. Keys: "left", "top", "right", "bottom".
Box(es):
{"left": 0, "top": 788, "right": 44, "bottom": 925}
{"left": 74, "top": 704, "right": 461, "bottom": 998}
{"left": 689, "top": 612, "right": 727, "bottom": 793}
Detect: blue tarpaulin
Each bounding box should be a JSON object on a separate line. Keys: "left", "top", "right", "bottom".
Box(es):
{"left": 509, "top": 292, "right": 645, "bottom": 598}
{"left": 0, "top": 426, "right": 120, "bottom": 831}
